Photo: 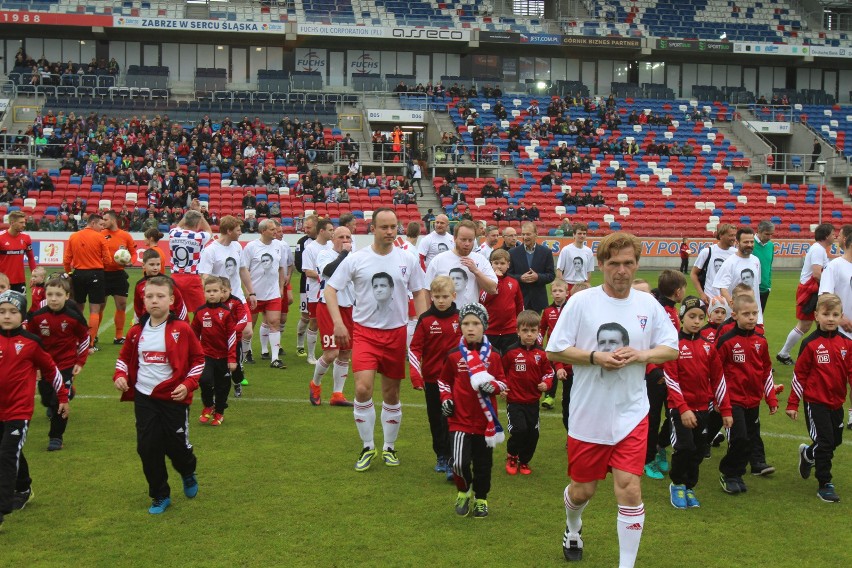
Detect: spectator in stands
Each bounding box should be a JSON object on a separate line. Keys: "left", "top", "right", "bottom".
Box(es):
{"left": 25, "top": 215, "right": 37, "bottom": 232}
{"left": 256, "top": 199, "right": 270, "bottom": 218}
{"left": 613, "top": 166, "right": 627, "bottom": 182}
{"left": 38, "top": 171, "right": 54, "bottom": 192}
{"left": 505, "top": 205, "right": 518, "bottom": 221}
{"left": 681, "top": 142, "right": 694, "bottom": 157}
{"left": 528, "top": 204, "right": 540, "bottom": 222}
{"left": 592, "top": 191, "right": 606, "bottom": 207}
{"left": 242, "top": 190, "right": 257, "bottom": 209}
{"left": 527, "top": 101, "right": 540, "bottom": 116}
{"left": 541, "top": 171, "right": 561, "bottom": 188}
{"left": 494, "top": 101, "right": 508, "bottom": 121}
{"left": 809, "top": 138, "right": 822, "bottom": 172}
{"left": 243, "top": 212, "right": 258, "bottom": 234}
{"left": 481, "top": 181, "right": 499, "bottom": 199}
{"left": 0, "top": 185, "right": 13, "bottom": 203}
{"left": 493, "top": 207, "right": 504, "bottom": 222}
{"left": 38, "top": 215, "right": 50, "bottom": 231}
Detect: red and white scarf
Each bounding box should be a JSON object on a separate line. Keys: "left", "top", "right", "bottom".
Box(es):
{"left": 458, "top": 336, "right": 505, "bottom": 447}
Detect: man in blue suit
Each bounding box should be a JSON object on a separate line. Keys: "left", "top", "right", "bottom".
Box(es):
{"left": 508, "top": 222, "right": 556, "bottom": 313}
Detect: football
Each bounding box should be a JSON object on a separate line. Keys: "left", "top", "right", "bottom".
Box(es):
{"left": 114, "top": 248, "right": 132, "bottom": 266}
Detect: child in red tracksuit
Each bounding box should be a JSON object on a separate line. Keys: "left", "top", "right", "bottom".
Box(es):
{"left": 192, "top": 277, "right": 237, "bottom": 426}
{"left": 480, "top": 249, "right": 523, "bottom": 355}
{"left": 28, "top": 267, "right": 46, "bottom": 315}
{"left": 220, "top": 277, "right": 249, "bottom": 397}
{"left": 503, "top": 310, "right": 553, "bottom": 476}
{"left": 26, "top": 276, "right": 89, "bottom": 451}
{"left": 134, "top": 249, "right": 188, "bottom": 322}
{"left": 409, "top": 276, "right": 460, "bottom": 480}
{"left": 786, "top": 293, "right": 852, "bottom": 503}
{"left": 0, "top": 290, "right": 69, "bottom": 529}
{"left": 663, "top": 297, "right": 732, "bottom": 509}
{"left": 440, "top": 302, "right": 507, "bottom": 519}
{"left": 716, "top": 294, "right": 778, "bottom": 494}
{"left": 702, "top": 295, "right": 731, "bottom": 450}
{"left": 539, "top": 279, "right": 569, "bottom": 413}
{"left": 113, "top": 276, "right": 204, "bottom": 514}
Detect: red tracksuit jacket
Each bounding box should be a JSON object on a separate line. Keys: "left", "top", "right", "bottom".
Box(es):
{"left": 408, "top": 303, "right": 460, "bottom": 389}
{"left": 716, "top": 326, "right": 778, "bottom": 409}
{"left": 540, "top": 301, "right": 569, "bottom": 373}
{"left": 0, "top": 327, "right": 68, "bottom": 421}
{"left": 439, "top": 343, "right": 506, "bottom": 436}
{"left": 480, "top": 274, "right": 524, "bottom": 336}
{"left": 29, "top": 284, "right": 45, "bottom": 314}
{"left": 502, "top": 343, "right": 555, "bottom": 404}
{"left": 663, "top": 331, "right": 731, "bottom": 416}
{"left": 113, "top": 315, "right": 205, "bottom": 405}
{"left": 223, "top": 294, "right": 249, "bottom": 334}
{"left": 133, "top": 275, "right": 188, "bottom": 321}
{"left": 191, "top": 303, "right": 237, "bottom": 364}
{"left": 700, "top": 322, "right": 721, "bottom": 344}
{"left": 788, "top": 329, "right": 852, "bottom": 411}
{"left": 26, "top": 302, "right": 90, "bottom": 370}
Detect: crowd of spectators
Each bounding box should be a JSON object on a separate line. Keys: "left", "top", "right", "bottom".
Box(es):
{"left": 392, "top": 81, "right": 503, "bottom": 99}
{"left": 12, "top": 48, "right": 120, "bottom": 86}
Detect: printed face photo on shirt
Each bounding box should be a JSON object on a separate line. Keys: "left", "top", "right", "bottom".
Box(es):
{"left": 371, "top": 272, "right": 394, "bottom": 302}
{"left": 573, "top": 256, "right": 584, "bottom": 273}
{"left": 225, "top": 257, "right": 237, "bottom": 277}
{"left": 437, "top": 243, "right": 449, "bottom": 253}
{"left": 713, "top": 258, "right": 724, "bottom": 272}
{"left": 260, "top": 253, "right": 274, "bottom": 272}
{"left": 596, "top": 322, "right": 629, "bottom": 352}
{"left": 449, "top": 267, "right": 469, "bottom": 293}
{"left": 740, "top": 268, "right": 755, "bottom": 288}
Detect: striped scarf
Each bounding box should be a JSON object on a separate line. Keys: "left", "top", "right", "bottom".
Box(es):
{"left": 458, "top": 336, "right": 505, "bottom": 448}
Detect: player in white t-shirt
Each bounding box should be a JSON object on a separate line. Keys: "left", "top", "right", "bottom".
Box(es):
{"left": 294, "top": 215, "right": 318, "bottom": 359}
{"left": 394, "top": 222, "right": 423, "bottom": 347}
{"left": 326, "top": 208, "right": 428, "bottom": 472}
{"left": 545, "top": 232, "right": 678, "bottom": 567}
{"left": 168, "top": 211, "right": 212, "bottom": 312}
{"left": 417, "top": 214, "right": 454, "bottom": 270}
{"left": 690, "top": 223, "right": 737, "bottom": 303}
{"left": 776, "top": 223, "right": 835, "bottom": 365}
{"left": 309, "top": 226, "right": 356, "bottom": 407}
{"left": 424, "top": 220, "right": 497, "bottom": 308}
{"left": 301, "top": 218, "right": 334, "bottom": 365}
{"left": 817, "top": 227, "right": 852, "bottom": 428}
{"left": 474, "top": 225, "right": 500, "bottom": 262}
{"left": 555, "top": 223, "right": 595, "bottom": 291}
{"left": 713, "top": 228, "right": 764, "bottom": 324}
{"left": 240, "top": 219, "right": 288, "bottom": 369}
{"left": 257, "top": 224, "right": 296, "bottom": 362}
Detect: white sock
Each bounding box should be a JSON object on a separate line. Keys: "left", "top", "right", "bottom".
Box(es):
{"left": 306, "top": 328, "right": 318, "bottom": 359}
{"left": 333, "top": 359, "right": 349, "bottom": 394}
{"left": 241, "top": 338, "right": 252, "bottom": 356}
{"left": 269, "top": 330, "right": 281, "bottom": 362}
{"left": 381, "top": 402, "right": 402, "bottom": 450}
{"left": 260, "top": 323, "right": 270, "bottom": 355}
{"left": 297, "top": 318, "right": 308, "bottom": 348}
{"left": 354, "top": 399, "right": 375, "bottom": 449}
{"left": 616, "top": 504, "right": 645, "bottom": 568}
{"left": 779, "top": 327, "right": 804, "bottom": 357}
{"left": 406, "top": 318, "right": 417, "bottom": 349}
{"left": 564, "top": 486, "right": 588, "bottom": 534}
{"left": 312, "top": 357, "right": 330, "bottom": 386}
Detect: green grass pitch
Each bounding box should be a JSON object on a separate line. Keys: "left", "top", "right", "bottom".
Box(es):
{"left": 4, "top": 267, "right": 850, "bottom": 567}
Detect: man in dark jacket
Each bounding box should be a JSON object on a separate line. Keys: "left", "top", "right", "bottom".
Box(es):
{"left": 507, "top": 222, "right": 555, "bottom": 312}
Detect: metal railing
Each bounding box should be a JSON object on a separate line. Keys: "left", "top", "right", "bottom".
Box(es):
{"left": 334, "top": 141, "right": 409, "bottom": 168}
{"left": 748, "top": 151, "right": 827, "bottom": 182}
{"left": 429, "top": 144, "right": 504, "bottom": 178}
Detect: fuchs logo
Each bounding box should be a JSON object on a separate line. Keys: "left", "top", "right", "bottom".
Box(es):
{"left": 297, "top": 51, "right": 325, "bottom": 72}
{"left": 351, "top": 54, "right": 379, "bottom": 73}
{"left": 637, "top": 315, "right": 648, "bottom": 331}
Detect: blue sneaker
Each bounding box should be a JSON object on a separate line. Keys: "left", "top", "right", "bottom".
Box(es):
{"left": 148, "top": 496, "right": 171, "bottom": 514}
{"left": 435, "top": 456, "right": 448, "bottom": 473}
{"left": 182, "top": 473, "right": 198, "bottom": 498}
{"left": 655, "top": 448, "right": 669, "bottom": 473}
{"left": 669, "top": 483, "right": 687, "bottom": 509}
{"left": 685, "top": 488, "right": 700, "bottom": 508}
{"left": 818, "top": 483, "right": 840, "bottom": 503}
{"left": 446, "top": 463, "right": 455, "bottom": 482}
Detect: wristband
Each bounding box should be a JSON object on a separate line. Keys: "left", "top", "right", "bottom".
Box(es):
{"left": 589, "top": 351, "right": 596, "bottom": 365}
{"left": 249, "top": 293, "right": 256, "bottom": 297}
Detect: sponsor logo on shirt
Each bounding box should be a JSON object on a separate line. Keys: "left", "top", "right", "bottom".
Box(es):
{"left": 816, "top": 344, "right": 831, "bottom": 364}
{"left": 142, "top": 351, "right": 168, "bottom": 364}
{"left": 40, "top": 321, "right": 50, "bottom": 337}
{"left": 14, "top": 341, "right": 24, "bottom": 354}
{"left": 679, "top": 345, "right": 693, "bottom": 359}
{"left": 203, "top": 313, "right": 213, "bottom": 328}
{"left": 732, "top": 343, "right": 745, "bottom": 363}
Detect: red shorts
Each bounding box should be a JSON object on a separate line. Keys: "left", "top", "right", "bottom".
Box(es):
{"left": 795, "top": 279, "right": 819, "bottom": 321}
{"left": 567, "top": 417, "right": 648, "bottom": 483}
{"left": 172, "top": 273, "right": 204, "bottom": 313}
{"left": 317, "top": 302, "right": 353, "bottom": 351}
{"left": 352, "top": 323, "right": 407, "bottom": 379}
{"left": 407, "top": 298, "right": 416, "bottom": 318}
{"left": 251, "top": 297, "right": 283, "bottom": 315}
{"left": 307, "top": 301, "right": 318, "bottom": 318}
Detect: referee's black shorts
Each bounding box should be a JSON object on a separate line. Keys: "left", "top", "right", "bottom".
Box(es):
{"left": 104, "top": 270, "right": 130, "bottom": 298}
{"left": 71, "top": 269, "right": 106, "bottom": 304}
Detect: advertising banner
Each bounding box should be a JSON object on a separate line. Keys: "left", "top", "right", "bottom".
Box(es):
{"left": 561, "top": 36, "right": 642, "bottom": 49}
{"left": 479, "top": 31, "right": 520, "bottom": 43}
{"left": 296, "top": 23, "right": 469, "bottom": 41}
{"left": 519, "top": 33, "right": 562, "bottom": 45}
{"left": 113, "top": 15, "right": 285, "bottom": 33}
{"left": 0, "top": 10, "right": 112, "bottom": 26}
{"left": 655, "top": 39, "right": 733, "bottom": 53}
{"left": 295, "top": 47, "right": 327, "bottom": 73}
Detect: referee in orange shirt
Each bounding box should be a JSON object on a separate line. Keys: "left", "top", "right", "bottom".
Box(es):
{"left": 63, "top": 214, "right": 111, "bottom": 347}
{"left": 100, "top": 211, "right": 137, "bottom": 344}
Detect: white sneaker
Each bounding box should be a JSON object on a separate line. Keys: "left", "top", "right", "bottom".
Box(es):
{"left": 307, "top": 354, "right": 317, "bottom": 365}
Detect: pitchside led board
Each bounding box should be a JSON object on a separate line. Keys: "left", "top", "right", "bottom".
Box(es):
{"left": 26, "top": 236, "right": 824, "bottom": 268}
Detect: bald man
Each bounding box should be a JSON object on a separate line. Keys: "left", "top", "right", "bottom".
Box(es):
{"left": 501, "top": 227, "right": 519, "bottom": 251}
{"left": 417, "top": 214, "right": 454, "bottom": 271}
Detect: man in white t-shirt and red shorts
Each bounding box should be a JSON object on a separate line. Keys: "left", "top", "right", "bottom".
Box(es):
{"left": 326, "top": 208, "right": 428, "bottom": 472}
{"left": 241, "top": 219, "right": 289, "bottom": 369}
{"left": 301, "top": 218, "right": 334, "bottom": 365}
{"left": 546, "top": 232, "right": 678, "bottom": 567}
